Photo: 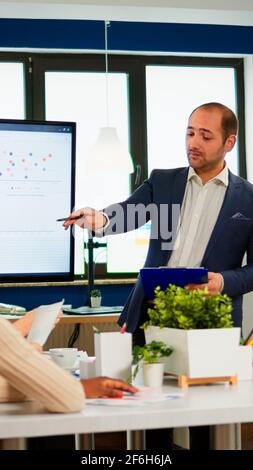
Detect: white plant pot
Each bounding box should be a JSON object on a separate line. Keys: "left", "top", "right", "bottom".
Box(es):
{"left": 94, "top": 332, "right": 132, "bottom": 380}
{"left": 142, "top": 362, "right": 164, "bottom": 388}
{"left": 236, "top": 345, "right": 253, "bottom": 380}
{"left": 145, "top": 326, "right": 240, "bottom": 378}
{"left": 90, "top": 297, "right": 101, "bottom": 308}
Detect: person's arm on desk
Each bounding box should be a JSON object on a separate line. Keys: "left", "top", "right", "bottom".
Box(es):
{"left": 81, "top": 377, "right": 137, "bottom": 398}
{"left": 0, "top": 317, "right": 85, "bottom": 413}
{"left": 0, "top": 318, "right": 137, "bottom": 412}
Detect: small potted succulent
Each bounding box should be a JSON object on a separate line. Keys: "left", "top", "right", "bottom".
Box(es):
{"left": 132, "top": 340, "right": 173, "bottom": 388}
{"left": 90, "top": 289, "right": 102, "bottom": 308}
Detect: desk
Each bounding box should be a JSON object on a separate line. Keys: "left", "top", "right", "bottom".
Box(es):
{"left": 56, "top": 313, "right": 120, "bottom": 352}
{"left": 60, "top": 312, "right": 120, "bottom": 326}
{"left": 1, "top": 310, "right": 121, "bottom": 358}
{"left": 0, "top": 381, "right": 252, "bottom": 450}
{"left": 46, "top": 311, "right": 121, "bottom": 353}
{"left": 60, "top": 305, "right": 122, "bottom": 328}
{"left": 1, "top": 312, "right": 120, "bottom": 326}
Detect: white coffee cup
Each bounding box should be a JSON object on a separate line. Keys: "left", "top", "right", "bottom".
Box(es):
{"left": 49, "top": 348, "right": 78, "bottom": 369}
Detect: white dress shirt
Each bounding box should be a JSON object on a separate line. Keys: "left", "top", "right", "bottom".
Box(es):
{"left": 168, "top": 165, "right": 228, "bottom": 268}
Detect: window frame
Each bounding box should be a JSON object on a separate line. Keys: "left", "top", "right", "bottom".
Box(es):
{"left": 0, "top": 52, "right": 33, "bottom": 119}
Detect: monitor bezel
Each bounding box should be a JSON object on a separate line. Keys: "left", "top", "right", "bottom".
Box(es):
{"left": 0, "top": 118, "right": 76, "bottom": 283}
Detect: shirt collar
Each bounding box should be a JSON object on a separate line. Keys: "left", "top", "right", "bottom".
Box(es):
{"left": 188, "top": 164, "right": 229, "bottom": 187}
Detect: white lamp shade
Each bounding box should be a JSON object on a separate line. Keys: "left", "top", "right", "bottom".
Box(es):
{"left": 87, "top": 127, "right": 134, "bottom": 174}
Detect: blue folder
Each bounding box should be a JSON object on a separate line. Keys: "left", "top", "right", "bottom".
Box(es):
{"left": 140, "top": 267, "right": 208, "bottom": 300}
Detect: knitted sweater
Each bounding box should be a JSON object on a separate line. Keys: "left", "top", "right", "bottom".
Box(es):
{"left": 0, "top": 318, "right": 85, "bottom": 413}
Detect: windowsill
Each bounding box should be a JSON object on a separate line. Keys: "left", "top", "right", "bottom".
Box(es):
{"left": 0, "top": 278, "right": 137, "bottom": 288}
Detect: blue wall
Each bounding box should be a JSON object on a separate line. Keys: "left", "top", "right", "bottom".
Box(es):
{"left": 1, "top": 17, "right": 251, "bottom": 308}
{"left": 0, "top": 283, "right": 133, "bottom": 310}
{"left": 0, "top": 18, "right": 253, "bottom": 53}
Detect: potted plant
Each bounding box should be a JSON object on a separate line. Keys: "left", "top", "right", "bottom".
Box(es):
{"left": 90, "top": 289, "right": 102, "bottom": 308}
{"left": 132, "top": 340, "right": 173, "bottom": 387}
{"left": 143, "top": 285, "right": 240, "bottom": 379}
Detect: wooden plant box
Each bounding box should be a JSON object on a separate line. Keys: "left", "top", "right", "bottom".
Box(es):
{"left": 177, "top": 374, "right": 237, "bottom": 388}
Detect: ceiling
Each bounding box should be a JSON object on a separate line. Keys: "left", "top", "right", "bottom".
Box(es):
{"left": 1, "top": 0, "right": 253, "bottom": 10}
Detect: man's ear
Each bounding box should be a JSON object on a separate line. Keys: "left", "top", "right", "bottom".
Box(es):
{"left": 225, "top": 134, "right": 236, "bottom": 153}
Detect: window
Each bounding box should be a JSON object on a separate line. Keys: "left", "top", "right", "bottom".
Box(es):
{"left": 146, "top": 65, "right": 238, "bottom": 175}
{"left": 45, "top": 70, "right": 131, "bottom": 275}
{"left": 0, "top": 61, "right": 25, "bottom": 118}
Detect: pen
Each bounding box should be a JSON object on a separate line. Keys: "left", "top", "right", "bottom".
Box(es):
{"left": 246, "top": 337, "right": 253, "bottom": 347}
{"left": 120, "top": 323, "right": 126, "bottom": 333}
{"left": 244, "top": 326, "right": 253, "bottom": 345}
{"left": 56, "top": 215, "right": 87, "bottom": 222}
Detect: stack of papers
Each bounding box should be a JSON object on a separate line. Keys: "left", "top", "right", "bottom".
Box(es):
{"left": 0, "top": 303, "right": 26, "bottom": 315}
{"left": 87, "top": 387, "right": 183, "bottom": 406}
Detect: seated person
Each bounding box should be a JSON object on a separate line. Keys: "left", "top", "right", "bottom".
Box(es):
{"left": 13, "top": 309, "right": 39, "bottom": 337}
{"left": 12, "top": 309, "right": 44, "bottom": 351}
{"left": 13, "top": 308, "right": 61, "bottom": 336}
{"left": 12, "top": 308, "right": 63, "bottom": 351}
{"left": 0, "top": 317, "right": 137, "bottom": 413}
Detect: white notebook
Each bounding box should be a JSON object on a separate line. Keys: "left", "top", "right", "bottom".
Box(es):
{"left": 27, "top": 300, "right": 64, "bottom": 346}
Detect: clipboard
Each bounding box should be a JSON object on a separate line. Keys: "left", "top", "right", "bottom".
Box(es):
{"left": 140, "top": 267, "right": 208, "bottom": 300}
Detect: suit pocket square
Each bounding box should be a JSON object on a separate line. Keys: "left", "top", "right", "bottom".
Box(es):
{"left": 230, "top": 212, "right": 251, "bottom": 221}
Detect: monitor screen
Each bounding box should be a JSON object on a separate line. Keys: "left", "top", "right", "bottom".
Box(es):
{"left": 0, "top": 119, "right": 76, "bottom": 282}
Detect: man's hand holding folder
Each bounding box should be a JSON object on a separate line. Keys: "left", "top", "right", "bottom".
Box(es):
{"left": 187, "top": 271, "right": 224, "bottom": 296}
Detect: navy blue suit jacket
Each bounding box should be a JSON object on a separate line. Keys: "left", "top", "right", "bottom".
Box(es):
{"left": 104, "top": 168, "right": 253, "bottom": 332}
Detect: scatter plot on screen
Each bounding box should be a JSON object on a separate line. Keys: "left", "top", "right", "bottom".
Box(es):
{"left": 0, "top": 121, "right": 75, "bottom": 280}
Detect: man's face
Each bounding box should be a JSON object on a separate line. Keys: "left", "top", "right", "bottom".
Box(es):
{"left": 186, "top": 108, "right": 228, "bottom": 174}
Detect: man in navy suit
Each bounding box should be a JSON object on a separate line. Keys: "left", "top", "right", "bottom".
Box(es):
{"left": 64, "top": 102, "right": 253, "bottom": 340}
{"left": 64, "top": 102, "right": 253, "bottom": 449}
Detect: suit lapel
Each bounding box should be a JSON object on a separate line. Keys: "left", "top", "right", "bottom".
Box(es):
{"left": 171, "top": 167, "right": 189, "bottom": 206}
{"left": 163, "top": 168, "right": 188, "bottom": 265}
{"left": 202, "top": 172, "right": 243, "bottom": 265}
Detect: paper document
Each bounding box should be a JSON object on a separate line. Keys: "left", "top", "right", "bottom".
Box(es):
{"left": 27, "top": 300, "right": 64, "bottom": 346}
{"left": 87, "top": 387, "right": 183, "bottom": 406}
{"left": 0, "top": 303, "right": 26, "bottom": 314}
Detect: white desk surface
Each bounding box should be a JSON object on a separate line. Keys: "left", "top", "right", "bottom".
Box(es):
{"left": 0, "top": 381, "right": 253, "bottom": 440}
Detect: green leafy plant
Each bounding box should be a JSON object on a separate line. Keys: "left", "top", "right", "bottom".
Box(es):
{"left": 142, "top": 285, "right": 233, "bottom": 330}
{"left": 132, "top": 340, "right": 173, "bottom": 380}
{"left": 90, "top": 289, "right": 101, "bottom": 298}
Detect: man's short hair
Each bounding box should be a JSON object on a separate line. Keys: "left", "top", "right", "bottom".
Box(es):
{"left": 190, "top": 102, "right": 238, "bottom": 142}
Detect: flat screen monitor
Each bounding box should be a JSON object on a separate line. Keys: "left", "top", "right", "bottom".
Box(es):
{"left": 0, "top": 119, "right": 76, "bottom": 282}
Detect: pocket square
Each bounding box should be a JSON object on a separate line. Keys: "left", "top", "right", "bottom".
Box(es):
{"left": 230, "top": 212, "right": 251, "bottom": 221}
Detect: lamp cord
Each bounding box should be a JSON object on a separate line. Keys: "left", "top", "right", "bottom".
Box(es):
{"left": 67, "top": 239, "right": 106, "bottom": 348}
{"left": 135, "top": 164, "right": 141, "bottom": 186}
{"left": 105, "top": 20, "right": 110, "bottom": 126}
{"left": 67, "top": 323, "right": 80, "bottom": 348}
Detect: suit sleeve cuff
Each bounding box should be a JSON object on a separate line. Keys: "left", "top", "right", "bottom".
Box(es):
{"left": 219, "top": 274, "right": 224, "bottom": 293}
{"left": 93, "top": 212, "right": 109, "bottom": 237}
